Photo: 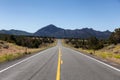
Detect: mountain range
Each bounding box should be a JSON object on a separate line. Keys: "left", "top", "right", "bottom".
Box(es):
{"left": 0, "top": 24, "right": 112, "bottom": 39}
{"left": 0, "top": 29, "right": 32, "bottom": 36}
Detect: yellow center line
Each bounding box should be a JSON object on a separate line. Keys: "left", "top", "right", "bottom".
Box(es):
{"left": 61, "top": 60, "right": 63, "bottom": 64}
{"left": 56, "top": 47, "right": 61, "bottom": 80}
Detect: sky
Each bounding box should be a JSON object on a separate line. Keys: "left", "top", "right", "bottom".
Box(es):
{"left": 0, "top": 0, "right": 120, "bottom": 32}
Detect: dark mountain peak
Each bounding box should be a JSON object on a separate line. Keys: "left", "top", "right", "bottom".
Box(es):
{"left": 40, "top": 24, "right": 63, "bottom": 30}
{"left": 45, "top": 24, "right": 57, "bottom": 28}
{"left": 10, "top": 29, "right": 16, "bottom": 31}
{"left": 81, "top": 28, "right": 94, "bottom": 31}
{"left": 34, "top": 24, "right": 64, "bottom": 37}
{"left": 104, "top": 30, "right": 111, "bottom": 33}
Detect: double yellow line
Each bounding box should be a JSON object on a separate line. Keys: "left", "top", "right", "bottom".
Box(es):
{"left": 56, "top": 47, "right": 62, "bottom": 80}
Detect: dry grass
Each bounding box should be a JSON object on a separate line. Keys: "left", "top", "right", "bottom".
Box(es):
{"left": 0, "top": 40, "right": 57, "bottom": 63}
{"left": 62, "top": 39, "right": 120, "bottom": 64}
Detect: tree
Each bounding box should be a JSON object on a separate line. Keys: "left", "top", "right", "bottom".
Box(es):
{"left": 87, "top": 37, "right": 99, "bottom": 53}
{"left": 109, "top": 28, "right": 120, "bottom": 44}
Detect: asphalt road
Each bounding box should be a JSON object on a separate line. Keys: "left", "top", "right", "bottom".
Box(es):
{"left": 0, "top": 40, "right": 120, "bottom": 80}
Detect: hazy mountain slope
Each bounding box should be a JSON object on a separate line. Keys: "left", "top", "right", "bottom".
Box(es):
{"left": 0, "top": 29, "right": 32, "bottom": 36}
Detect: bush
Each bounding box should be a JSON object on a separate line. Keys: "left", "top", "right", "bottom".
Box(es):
{"left": 65, "top": 37, "right": 104, "bottom": 51}
{"left": 4, "top": 54, "right": 15, "bottom": 61}
{"left": 0, "top": 34, "right": 55, "bottom": 48}
{"left": 109, "top": 28, "right": 120, "bottom": 44}
{"left": 90, "top": 52, "right": 93, "bottom": 55}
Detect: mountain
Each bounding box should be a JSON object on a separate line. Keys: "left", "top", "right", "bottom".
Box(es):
{"left": 34, "top": 24, "right": 64, "bottom": 37}
{"left": 0, "top": 29, "right": 32, "bottom": 36}
{"left": 0, "top": 24, "right": 112, "bottom": 39}
{"left": 34, "top": 24, "right": 112, "bottom": 39}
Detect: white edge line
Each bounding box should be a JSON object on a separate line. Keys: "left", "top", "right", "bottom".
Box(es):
{"left": 71, "top": 49, "right": 120, "bottom": 72}
{"left": 0, "top": 51, "right": 44, "bottom": 73}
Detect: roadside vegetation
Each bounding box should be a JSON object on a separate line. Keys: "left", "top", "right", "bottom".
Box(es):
{"left": 0, "top": 34, "right": 56, "bottom": 63}
{"left": 63, "top": 28, "right": 120, "bottom": 64}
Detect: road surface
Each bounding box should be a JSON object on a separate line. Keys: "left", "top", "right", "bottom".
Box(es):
{"left": 0, "top": 40, "right": 120, "bottom": 80}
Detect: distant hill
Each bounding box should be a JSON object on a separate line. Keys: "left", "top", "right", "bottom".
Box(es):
{"left": 0, "top": 24, "right": 112, "bottom": 39}
{"left": 34, "top": 24, "right": 112, "bottom": 39}
{"left": 0, "top": 29, "right": 32, "bottom": 36}
{"left": 34, "top": 24, "right": 64, "bottom": 37}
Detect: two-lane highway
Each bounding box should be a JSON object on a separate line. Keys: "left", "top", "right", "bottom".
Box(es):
{"left": 0, "top": 40, "right": 120, "bottom": 80}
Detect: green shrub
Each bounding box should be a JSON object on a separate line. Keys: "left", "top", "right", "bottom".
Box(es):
{"left": 4, "top": 54, "right": 15, "bottom": 61}
{"left": 114, "top": 54, "right": 120, "bottom": 59}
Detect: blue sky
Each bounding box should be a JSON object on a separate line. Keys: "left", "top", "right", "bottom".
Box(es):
{"left": 0, "top": 0, "right": 120, "bottom": 32}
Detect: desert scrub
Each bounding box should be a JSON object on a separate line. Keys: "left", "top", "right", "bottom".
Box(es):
{"left": 0, "top": 39, "right": 56, "bottom": 63}
{"left": 0, "top": 55, "right": 6, "bottom": 62}
{"left": 4, "top": 53, "right": 17, "bottom": 61}
{"left": 99, "top": 53, "right": 107, "bottom": 58}
{"left": 113, "top": 54, "right": 120, "bottom": 59}
{"left": 0, "top": 54, "right": 14, "bottom": 62}
{"left": 0, "top": 52, "right": 29, "bottom": 63}
{"left": 0, "top": 53, "right": 22, "bottom": 62}
{"left": 16, "top": 52, "right": 26, "bottom": 58}
{"left": 5, "top": 54, "right": 13, "bottom": 61}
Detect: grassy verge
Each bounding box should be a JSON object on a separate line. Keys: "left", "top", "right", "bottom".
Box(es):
{"left": 0, "top": 40, "right": 57, "bottom": 63}
{"left": 62, "top": 39, "right": 120, "bottom": 64}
